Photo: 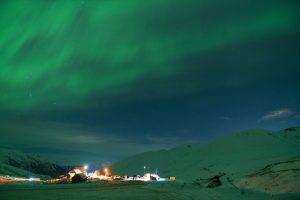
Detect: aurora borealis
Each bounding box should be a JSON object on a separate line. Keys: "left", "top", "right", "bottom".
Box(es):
{"left": 0, "top": 0, "right": 299, "bottom": 164}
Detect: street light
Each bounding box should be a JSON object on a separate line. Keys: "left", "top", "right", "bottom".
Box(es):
{"left": 84, "top": 165, "right": 89, "bottom": 170}
{"left": 144, "top": 166, "right": 146, "bottom": 174}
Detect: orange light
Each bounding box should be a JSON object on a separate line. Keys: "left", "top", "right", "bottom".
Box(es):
{"left": 103, "top": 167, "right": 110, "bottom": 176}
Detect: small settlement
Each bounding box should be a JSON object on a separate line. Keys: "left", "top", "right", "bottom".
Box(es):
{"left": 0, "top": 165, "right": 175, "bottom": 184}
{"left": 45, "top": 165, "right": 174, "bottom": 184}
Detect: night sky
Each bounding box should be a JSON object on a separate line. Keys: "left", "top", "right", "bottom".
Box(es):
{"left": 0, "top": 0, "right": 299, "bottom": 165}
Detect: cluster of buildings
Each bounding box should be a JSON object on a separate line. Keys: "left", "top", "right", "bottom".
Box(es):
{"left": 0, "top": 165, "right": 175, "bottom": 184}
{"left": 126, "top": 173, "right": 167, "bottom": 181}
{"left": 69, "top": 166, "right": 112, "bottom": 182}
{"left": 46, "top": 166, "right": 112, "bottom": 183}
{"left": 46, "top": 165, "right": 174, "bottom": 184}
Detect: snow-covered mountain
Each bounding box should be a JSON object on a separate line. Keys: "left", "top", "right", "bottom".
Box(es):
{"left": 112, "top": 127, "right": 300, "bottom": 194}
{"left": 0, "top": 148, "right": 69, "bottom": 179}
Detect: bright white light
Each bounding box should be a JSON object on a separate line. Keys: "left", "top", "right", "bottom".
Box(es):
{"left": 29, "top": 177, "right": 34, "bottom": 181}
{"left": 84, "top": 165, "right": 88, "bottom": 170}
{"left": 144, "top": 166, "right": 146, "bottom": 169}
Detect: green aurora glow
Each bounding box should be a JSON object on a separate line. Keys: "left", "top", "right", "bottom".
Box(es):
{"left": 0, "top": 0, "right": 298, "bottom": 111}
{"left": 0, "top": 0, "right": 299, "bottom": 163}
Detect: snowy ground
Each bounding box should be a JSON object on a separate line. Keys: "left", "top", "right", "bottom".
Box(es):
{"left": 0, "top": 182, "right": 299, "bottom": 200}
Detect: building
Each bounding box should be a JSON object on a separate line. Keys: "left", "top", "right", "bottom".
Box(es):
{"left": 72, "top": 173, "right": 87, "bottom": 183}
{"left": 93, "top": 169, "right": 102, "bottom": 177}
{"left": 67, "top": 167, "right": 88, "bottom": 181}
{"left": 89, "top": 168, "right": 112, "bottom": 181}
{"left": 125, "top": 173, "right": 167, "bottom": 182}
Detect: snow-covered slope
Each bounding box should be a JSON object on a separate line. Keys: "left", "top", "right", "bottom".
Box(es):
{"left": 0, "top": 148, "right": 69, "bottom": 179}
{"left": 112, "top": 128, "right": 300, "bottom": 183}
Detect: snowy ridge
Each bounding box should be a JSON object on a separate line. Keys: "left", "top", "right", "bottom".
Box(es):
{"left": 0, "top": 148, "right": 69, "bottom": 179}
{"left": 112, "top": 128, "right": 300, "bottom": 183}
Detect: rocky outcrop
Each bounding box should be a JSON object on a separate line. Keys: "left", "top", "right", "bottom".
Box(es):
{"left": 238, "top": 159, "right": 300, "bottom": 195}
{"left": 192, "top": 172, "right": 226, "bottom": 188}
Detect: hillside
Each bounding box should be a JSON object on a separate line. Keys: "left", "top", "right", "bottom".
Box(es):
{"left": 112, "top": 127, "right": 300, "bottom": 194}
{"left": 0, "top": 148, "right": 69, "bottom": 179}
